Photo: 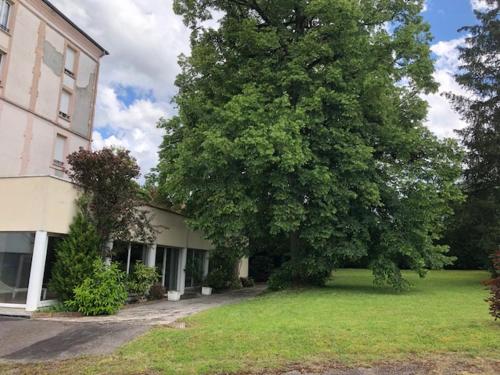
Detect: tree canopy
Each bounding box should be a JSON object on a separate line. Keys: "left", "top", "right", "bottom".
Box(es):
{"left": 445, "top": 0, "right": 499, "bottom": 269}
{"left": 157, "top": 0, "right": 463, "bottom": 289}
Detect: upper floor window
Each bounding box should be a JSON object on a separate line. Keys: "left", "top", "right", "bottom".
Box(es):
{"left": 0, "top": 0, "right": 11, "bottom": 32}
{"left": 64, "top": 47, "right": 76, "bottom": 77}
{"left": 59, "top": 90, "right": 71, "bottom": 120}
{"left": 54, "top": 134, "right": 66, "bottom": 166}
{"left": 0, "top": 51, "right": 5, "bottom": 76}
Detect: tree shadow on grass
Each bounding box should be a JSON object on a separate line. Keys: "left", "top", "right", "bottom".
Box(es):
{"left": 267, "top": 283, "right": 418, "bottom": 297}
{"left": 321, "top": 283, "right": 423, "bottom": 296}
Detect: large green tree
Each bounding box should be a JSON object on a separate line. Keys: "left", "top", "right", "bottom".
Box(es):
{"left": 157, "top": 0, "right": 463, "bottom": 289}
{"left": 445, "top": 0, "right": 499, "bottom": 269}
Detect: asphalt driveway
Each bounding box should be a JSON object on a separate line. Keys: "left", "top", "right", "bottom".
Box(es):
{"left": 0, "top": 317, "right": 149, "bottom": 362}
{"left": 0, "top": 286, "right": 265, "bottom": 362}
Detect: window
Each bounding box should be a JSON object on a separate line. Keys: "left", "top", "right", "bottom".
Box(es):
{"left": 0, "top": 232, "right": 35, "bottom": 304}
{"left": 185, "top": 249, "right": 206, "bottom": 288}
{"left": 0, "top": 0, "right": 10, "bottom": 32}
{"left": 59, "top": 90, "right": 71, "bottom": 120}
{"left": 41, "top": 236, "right": 64, "bottom": 301}
{"left": 64, "top": 47, "right": 76, "bottom": 77}
{"left": 113, "top": 242, "right": 146, "bottom": 275}
{"left": 0, "top": 51, "right": 5, "bottom": 80}
{"left": 155, "top": 247, "right": 180, "bottom": 291}
{"left": 54, "top": 134, "right": 66, "bottom": 166}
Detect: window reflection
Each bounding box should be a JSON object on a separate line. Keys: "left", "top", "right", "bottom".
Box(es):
{"left": 0, "top": 233, "right": 35, "bottom": 304}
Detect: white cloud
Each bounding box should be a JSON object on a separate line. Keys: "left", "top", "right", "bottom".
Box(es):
{"left": 470, "top": 0, "right": 496, "bottom": 11}
{"left": 50, "top": 0, "right": 192, "bottom": 177}
{"left": 51, "top": 0, "right": 190, "bottom": 101}
{"left": 50, "top": 0, "right": 470, "bottom": 173}
{"left": 423, "top": 38, "right": 468, "bottom": 138}
{"left": 92, "top": 86, "right": 168, "bottom": 177}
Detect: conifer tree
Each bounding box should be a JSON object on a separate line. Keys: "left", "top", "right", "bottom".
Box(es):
{"left": 446, "top": 1, "right": 499, "bottom": 269}
{"left": 50, "top": 210, "right": 100, "bottom": 302}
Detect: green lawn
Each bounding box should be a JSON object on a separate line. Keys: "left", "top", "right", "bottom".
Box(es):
{"left": 5, "top": 270, "right": 500, "bottom": 374}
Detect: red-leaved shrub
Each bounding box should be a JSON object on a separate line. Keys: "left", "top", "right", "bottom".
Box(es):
{"left": 484, "top": 251, "right": 500, "bottom": 320}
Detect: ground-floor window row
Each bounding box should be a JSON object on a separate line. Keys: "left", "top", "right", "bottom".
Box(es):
{"left": 0, "top": 231, "right": 209, "bottom": 310}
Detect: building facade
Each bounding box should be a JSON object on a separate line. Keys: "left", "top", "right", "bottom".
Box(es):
{"left": 0, "top": 0, "right": 220, "bottom": 314}
{"left": 0, "top": 0, "right": 105, "bottom": 179}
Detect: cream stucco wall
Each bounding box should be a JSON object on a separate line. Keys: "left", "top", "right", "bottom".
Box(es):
{"left": 35, "top": 27, "right": 65, "bottom": 121}
{"left": 0, "top": 176, "right": 212, "bottom": 251}
{"left": 0, "top": 0, "right": 105, "bottom": 179}
{"left": 0, "top": 101, "right": 25, "bottom": 175}
{"left": 3, "top": 5, "right": 39, "bottom": 109}
{"left": 0, "top": 100, "right": 92, "bottom": 177}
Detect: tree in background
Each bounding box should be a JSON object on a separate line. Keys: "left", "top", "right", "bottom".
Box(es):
{"left": 157, "top": 0, "right": 463, "bottom": 290}
{"left": 50, "top": 208, "right": 100, "bottom": 302}
{"left": 445, "top": 1, "right": 499, "bottom": 270}
{"left": 67, "top": 148, "right": 156, "bottom": 258}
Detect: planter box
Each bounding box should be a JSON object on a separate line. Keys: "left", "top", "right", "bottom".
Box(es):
{"left": 168, "top": 291, "right": 181, "bottom": 301}
{"left": 201, "top": 287, "right": 213, "bottom": 296}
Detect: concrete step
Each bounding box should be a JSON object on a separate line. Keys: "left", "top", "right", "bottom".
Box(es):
{"left": 0, "top": 307, "right": 32, "bottom": 318}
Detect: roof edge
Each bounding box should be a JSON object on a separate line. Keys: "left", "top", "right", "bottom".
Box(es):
{"left": 41, "top": 0, "right": 109, "bottom": 56}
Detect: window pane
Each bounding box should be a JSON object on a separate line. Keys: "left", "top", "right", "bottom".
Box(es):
{"left": 129, "top": 244, "right": 145, "bottom": 268}
{"left": 0, "top": 232, "right": 35, "bottom": 304}
{"left": 42, "top": 236, "right": 63, "bottom": 301}
{"left": 65, "top": 48, "right": 76, "bottom": 73}
{"left": 113, "top": 241, "right": 129, "bottom": 272}
{"left": 59, "top": 91, "right": 70, "bottom": 115}
{"left": 54, "top": 135, "right": 65, "bottom": 163}
{"left": 167, "top": 248, "right": 179, "bottom": 291}
{"left": 0, "top": 2, "right": 10, "bottom": 28}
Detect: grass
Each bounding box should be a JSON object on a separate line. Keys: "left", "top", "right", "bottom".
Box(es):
{"left": 3, "top": 269, "right": 499, "bottom": 374}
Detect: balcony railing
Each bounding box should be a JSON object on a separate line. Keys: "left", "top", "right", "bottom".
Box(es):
{"left": 59, "top": 111, "right": 71, "bottom": 121}
{"left": 53, "top": 160, "right": 64, "bottom": 168}
{"left": 64, "top": 68, "right": 75, "bottom": 78}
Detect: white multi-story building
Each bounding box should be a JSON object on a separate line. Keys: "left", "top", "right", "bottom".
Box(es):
{"left": 0, "top": 0, "right": 218, "bottom": 315}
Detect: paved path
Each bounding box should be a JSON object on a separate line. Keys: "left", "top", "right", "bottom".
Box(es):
{"left": 34, "top": 285, "right": 266, "bottom": 325}
{"left": 0, "top": 317, "right": 149, "bottom": 362}
{"left": 0, "top": 286, "right": 265, "bottom": 362}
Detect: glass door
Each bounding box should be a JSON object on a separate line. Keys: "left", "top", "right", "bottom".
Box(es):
{"left": 155, "top": 247, "right": 180, "bottom": 291}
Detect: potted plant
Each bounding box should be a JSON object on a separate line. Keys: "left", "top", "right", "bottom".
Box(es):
{"left": 167, "top": 290, "right": 181, "bottom": 301}
{"left": 201, "top": 281, "right": 212, "bottom": 296}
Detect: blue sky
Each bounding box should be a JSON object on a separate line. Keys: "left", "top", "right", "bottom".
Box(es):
{"left": 425, "top": 0, "right": 477, "bottom": 41}
{"left": 51, "top": 0, "right": 486, "bottom": 177}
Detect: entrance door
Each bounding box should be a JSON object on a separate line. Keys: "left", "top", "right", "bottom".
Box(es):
{"left": 155, "top": 247, "right": 180, "bottom": 291}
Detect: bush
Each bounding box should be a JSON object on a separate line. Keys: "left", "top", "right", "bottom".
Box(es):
{"left": 240, "top": 277, "right": 255, "bottom": 288}
{"left": 205, "top": 269, "right": 229, "bottom": 290}
{"left": 268, "top": 268, "right": 292, "bottom": 291}
{"left": 66, "top": 260, "right": 128, "bottom": 316}
{"left": 127, "top": 261, "right": 159, "bottom": 300}
{"left": 485, "top": 251, "right": 500, "bottom": 320}
{"left": 149, "top": 283, "right": 166, "bottom": 300}
{"left": 204, "top": 249, "right": 241, "bottom": 290}
{"left": 50, "top": 211, "right": 100, "bottom": 302}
